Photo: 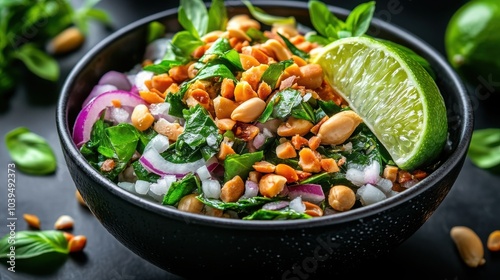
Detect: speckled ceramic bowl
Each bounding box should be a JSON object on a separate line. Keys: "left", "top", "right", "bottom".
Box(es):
{"left": 56, "top": 1, "right": 472, "bottom": 278}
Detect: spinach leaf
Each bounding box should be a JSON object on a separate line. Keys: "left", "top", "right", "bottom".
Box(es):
{"left": 197, "top": 196, "right": 278, "bottom": 212}
{"left": 147, "top": 21, "right": 166, "bottom": 44}
{"left": 162, "top": 173, "right": 200, "bottom": 206}
{"left": 5, "top": 127, "right": 57, "bottom": 175}
{"left": 243, "top": 208, "right": 311, "bottom": 220}
{"left": 277, "top": 33, "right": 310, "bottom": 60}
{"left": 170, "top": 30, "right": 203, "bottom": 58}
{"left": 468, "top": 128, "right": 500, "bottom": 169}
{"left": 194, "top": 64, "right": 236, "bottom": 82}
{"left": 342, "top": 124, "right": 391, "bottom": 170}
{"left": 224, "top": 151, "right": 264, "bottom": 183}
{"left": 291, "top": 100, "right": 315, "bottom": 123}
{"left": 105, "top": 123, "right": 139, "bottom": 162}
{"left": 262, "top": 88, "right": 303, "bottom": 121}
{"left": 0, "top": 230, "right": 69, "bottom": 268}
{"left": 175, "top": 104, "right": 222, "bottom": 160}
{"left": 132, "top": 160, "right": 160, "bottom": 182}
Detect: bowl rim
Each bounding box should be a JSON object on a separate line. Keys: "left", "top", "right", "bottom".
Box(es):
{"left": 57, "top": 0, "right": 473, "bottom": 230}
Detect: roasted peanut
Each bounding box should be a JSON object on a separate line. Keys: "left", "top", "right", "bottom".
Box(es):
{"left": 220, "top": 78, "right": 235, "bottom": 99}
{"left": 259, "top": 174, "right": 287, "bottom": 198}
{"left": 450, "top": 226, "right": 486, "bottom": 268}
{"left": 47, "top": 26, "right": 85, "bottom": 55}
{"left": 227, "top": 14, "right": 261, "bottom": 32}
{"left": 230, "top": 97, "right": 266, "bottom": 123}
{"left": 23, "top": 213, "right": 40, "bottom": 229}
{"left": 54, "top": 215, "right": 74, "bottom": 230}
{"left": 253, "top": 161, "right": 276, "bottom": 173}
{"left": 75, "top": 190, "right": 87, "bottom": 207}
{"left": 69, "top": 235, "right": 87, "bottom": 253}
{"left": 303, "top": 201, "right": 324, "bottom": 217}
{"left": 217, "top": 141, "right": 236, "bottom": 160}
{"left": 261, "top": 39, "right": 292, "bottom": 61}
{"left": 317, "top": 111, "right": 363, "bottom": 145}
{"left": 154, "top": 118, "right": 184, "bottom": 141}
{"left": 215, "top": 118, "right": 236, "bottom": 131}
{"left": 213, "top": 96, "right": 239, "bottom": 119}
{"left": 321, "top": 158, "right": 339, "bottom": 173}
{"left": 297, "top": 64, "right": 323, "bottom": 89}
{"left": 275, "top": 141, "right": 297, "bottom": 159}
{"left": 131, "top": 104, "right": 155, "bottom": 131}
{"left": 383, "top": 165, "right": 399, "bottom": 182}
{"left": 240, "top": 54, "right": 261, "bottom": 70}
{"left": 328, "top": 185, "right": 356, "bottom": 212}
{"left": 275, "top": 164, "right": 298, "bottom": 183}
{"left": 220, "top": 176, "right": 245, "bottom": 202}
{"left": 234, "top": 81, "right": 258, "bottom": 102}
{"left": 178, "top": 194, "right": 205, "bottom": 214}
{"left": 298, "top": 148, "right": 322, "bottom": 173}
{"left": 487, "top": 230, "right": 500, "bottom": 252}
{"left": 277, "top": 116, "right": 314, "bottom": 137}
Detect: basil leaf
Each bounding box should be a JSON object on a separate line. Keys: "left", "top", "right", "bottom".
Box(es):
{"left": 5, "top": 127, "right": 57, "bottom": 175}
{"left": 171, "top": 30, "right": 203, "bottom": 58}
{"left": 345, "top": 1, "right": 375, "bottom": 37}
{"left": 242, "top": 0, "right": 295, "bottom": 26}
{"left": 179, "top": 0, "right": 208, "bottom": 37}
{"left": 272, "top": 88, "right": 303, "bottom": 120}
{"left": 243, "top": 208, "right": 311, "bottom": 220}
{"left": 162, "top": 173, "right": 200, "bottom": 206}
{"left": 308, "top": 0, "right": 344, "bottom": 38}
{"left": 0, "top": 230, "right": 69, "bottom": 264}
{"left": 194, "top": 64, "right": 236, "bottom": 82}
{"left": 12, "top": 43, "right": 59, "bottom": 81}
{"left": 147, "top": 21, "right": 166, "bottom": 44}
{"left": 468, "top": 128, "right": 500, "bottom": 169}
{"left": 207, "top": 0, "right": 227, "bottom": 33}
{"left": 143, "top": 59, "right": 183, "bottom": 74}
{"left": 291, "top": 101, "right": 315, "bottom": 123}
{"left": 223, "top": 151, "right": 264, "bottom": 183}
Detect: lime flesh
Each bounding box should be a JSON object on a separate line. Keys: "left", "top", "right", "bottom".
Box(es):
{"left": 312, "top": 36, "right": 448, "bottom": 170}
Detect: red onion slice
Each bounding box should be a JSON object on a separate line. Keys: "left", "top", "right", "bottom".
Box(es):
{"left": 262, "top": 200, "right": 289, "bottom": 210}
{"left": 139, "top": 138, "right": 206, "bottom": 177}
{"left": 82, "top": 84, "right": 118, "bottom": 107}
{"left": 287, "top": 184, "right": 325, "bottom": 204}
{"left": 98, "top": 70, "right": 132, "bottom": 90}
{"left": 72, "top": 90, "right": 147, "bottom": 146}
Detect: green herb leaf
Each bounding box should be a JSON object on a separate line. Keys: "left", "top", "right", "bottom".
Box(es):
{"left": 243, "top": 208, "right": 312, "bottom": 220}
{"left": 179, "top": 0, "right": 208, "bottom": 37}
{"left": 13, "top": 43, "right": 59, "bottom": 81}
{"left": 468, "top": 128, "right": 500, "bottom": 169}
{"left": 197, "top": 195, "right": 278, "bottom": 212}
{"left": 308, "top": 0, "right": 344, "bottom": 38}
{"left": 345, "top": 1, "right": 375, "bottom": 37}
{"left": 242, "top": 0, "right": 295, "bottom": 26}
{"left": 207, "top": 0, "right": 227, "bottom": 33}
{"left": 224, "top": 151, "right": 264, "bottom": 182}
{"left": 162, "top": 173, "right": 200, "bottom": 205}
{"left": 147, "top": 21, "right": 166, "bottom": 43}
{"left": 5, "top": 127, "right": 57, "bottom": 175}
{"left": 0, "top": 230, "right": 69, "bottom": 261}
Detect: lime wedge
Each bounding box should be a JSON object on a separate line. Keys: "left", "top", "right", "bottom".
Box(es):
{"left": 312, "top": 36, "right": 448, "bottom": 170}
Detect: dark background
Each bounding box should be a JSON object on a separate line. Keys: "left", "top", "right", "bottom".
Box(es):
{"left": 2, "top": 0, "right": 500, "bottom": 279}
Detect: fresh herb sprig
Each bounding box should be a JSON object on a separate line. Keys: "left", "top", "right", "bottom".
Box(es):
{"left": 0, "top": 0, "right": 111, "bottom": 106}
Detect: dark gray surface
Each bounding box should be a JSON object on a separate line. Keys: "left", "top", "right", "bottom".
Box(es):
{"left": 1, "top": 0, "right": 499, "bottom": 279}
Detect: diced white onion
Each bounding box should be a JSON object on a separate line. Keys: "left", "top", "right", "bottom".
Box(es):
{"left": 346, "top": 168, "right": 365, "bottom": 186}
{"left": 289, "top": 196, "right": 305, "bottom": 213}
{"left": 202, "top": 179, "right": 221, "bottom": 199}
{"left": 357, "top": 184, "right": 386, "bottom": 206}
{"left": 117, "top": 182, "right": 135, "bottom": 193}
{"left": 135, "top": 180, "right": 152, "bottom": 195}
{"left": 196, "top": 165, "right": 212, "bottom": 181}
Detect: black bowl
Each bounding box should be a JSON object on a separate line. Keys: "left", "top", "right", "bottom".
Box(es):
{"left": 56, "top": 1, "right": 472, "bottom": 278}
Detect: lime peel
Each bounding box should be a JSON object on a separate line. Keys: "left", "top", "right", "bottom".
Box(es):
{"left": 312, "top": 36, "right": 448, "bottom": 170}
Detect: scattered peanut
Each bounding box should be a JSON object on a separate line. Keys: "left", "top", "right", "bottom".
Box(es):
{"left": 259, "top": 174, "right": 287, "bottom": 198}
{"left": 328, "top": 185, "right": 356, "bottom": 212}
{"left": 220, "top": 176, "right": 245, "bottom": 202}
{"left": 303, "top": 201, "right": 324, "bottom": 217}
{"left": 46, "top": 26, "right": 85, "bottom": 55}
{"left": 450, "top": 226, "right": 486, "bottom": 268}
{"left": 75, "top": 190, "right": 87, "bottom": 207}
{"left": 487, "top": 230, "right": 500, "bottom": 252}
{"left": 68, "top": 235, "right": 87, "bottom": 253}
{"left": 23, "top": 213, "right": 41, "bottom": 229}
{"left": 178, "top": 194, "right": 205, "bottom": 214}
{"left": 230, "top": 97, "right": 266, "bottom": 123}
{"left": 54, "top": 215, "right": 74, "bottom": 230}
{"left": 131, "top": 104, "right": 155, "bottom": 131}
{"left": 317, "top": 110, "right": 363, "bottom": 145}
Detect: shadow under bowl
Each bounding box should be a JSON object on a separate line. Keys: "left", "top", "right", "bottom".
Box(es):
{"left": 56, "top": 1, "right": 473, "bottom": 278}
